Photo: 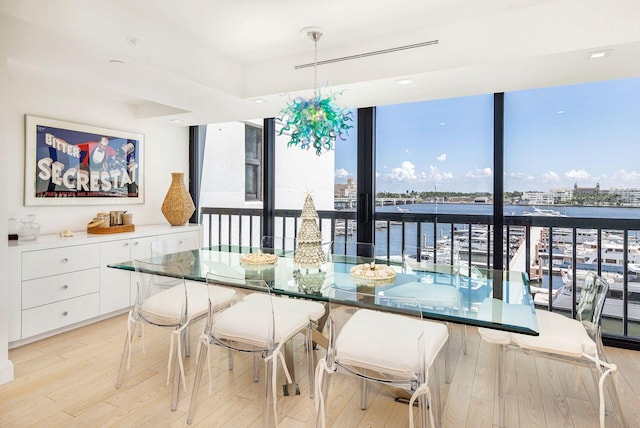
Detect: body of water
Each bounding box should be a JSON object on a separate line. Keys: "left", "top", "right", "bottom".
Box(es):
{"left": 376, "top": 203, "right": 640, "bottom": 218}
{"left": 335, "top": 203, "right": 640, "bottom": 269}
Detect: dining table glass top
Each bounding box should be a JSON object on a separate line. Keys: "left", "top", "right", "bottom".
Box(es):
{"left": 108, "top": 245, "right": 539, "bottom": 335}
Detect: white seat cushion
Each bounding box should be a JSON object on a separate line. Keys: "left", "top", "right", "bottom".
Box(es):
{"left": 514, "top": 309, "right": 596, "bottom": 358}
{"left": 478, "top": 309, "right": 596, "bottom": 359}
{"left": 243, "top": 292, "right": 326, "bottom": 321}
{"left": 335, "top": 309, "right": 448, "bottom": 379}
{"left": 140, "top": 281, "right": 233, "bottom": 326}
{"left": 477, "top": 327, "right": 512, "bottom": 345}
{"left": 206, "top": 283, "right": 238, "bottom": 310}
{"left": 212, "top": 300, "right": 311, "bottom": 348}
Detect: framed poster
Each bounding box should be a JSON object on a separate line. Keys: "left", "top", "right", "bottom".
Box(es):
{"left": 24, "top": 115, "right": 144, "bottom": 206}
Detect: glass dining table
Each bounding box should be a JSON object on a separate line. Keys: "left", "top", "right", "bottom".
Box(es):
{"left": 109, "top": 244, "right": 539, "bottom": 334}
{"left": 109, "top": 244, "right": 539, "bottom": 397}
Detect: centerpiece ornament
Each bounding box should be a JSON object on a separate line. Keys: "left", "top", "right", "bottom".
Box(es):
{"left": 279, "top": 29, "right": 353, "bottom": 156}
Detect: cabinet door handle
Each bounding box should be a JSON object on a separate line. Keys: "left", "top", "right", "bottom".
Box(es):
{"left": 62, "top": 258, "right": 69, "bottom": 263}
{"left": 62, "top": 311, "right": 68, "bottom": 316}
{"left": 133, "top": 241, "right": 139, "bottom": 246}
{"left": 62, "top": 284, "right": 68, "bottom": 290}
{"left": 124, "top": 242, "right": 130, "bottom": 247}
{"left": 179, "top": 240, "right": 184, "bottom": 244}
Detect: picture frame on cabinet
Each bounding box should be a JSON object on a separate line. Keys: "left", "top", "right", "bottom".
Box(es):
{"left": 24, "top": 115, "right": 145, "bottom": 206}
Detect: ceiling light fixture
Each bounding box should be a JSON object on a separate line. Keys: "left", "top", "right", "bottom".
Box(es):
{"left": 396, "top": 78, "right": 414, "bottom": 85}
{"left": 588, "top": 49, "right": 612, "bottom": 59}
{"left": 170, "top": 119, "right": 182, "bottom": 123}
{"left": 252, "top": 99, "right": 265, "bottom": 103}
{"left": 279, "top": 28, "right": 353, "bottom": 156}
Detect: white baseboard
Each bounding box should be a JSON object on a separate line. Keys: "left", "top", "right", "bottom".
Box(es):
{"left": 0, "top": 359, "right": 15, "bottom": 385}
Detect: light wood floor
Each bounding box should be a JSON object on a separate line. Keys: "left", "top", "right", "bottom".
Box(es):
{"left": 2, "top": 314, "right": 640, "bottom": 427}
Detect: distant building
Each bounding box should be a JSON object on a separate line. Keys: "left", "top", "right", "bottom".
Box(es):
{"left": 334, "top": 176, "right": 356, "bottom": 198}
{"left": 574, "top": 182, "right": 600, "bottom": 195}
{"left": 549, "top": 187, "right": 573, "bottom": 203}
{"left": 521, "top": 191, "right": 554, "bottom": 205}
{"left": 610, "top": 187, "right": 640, "bottom": 205}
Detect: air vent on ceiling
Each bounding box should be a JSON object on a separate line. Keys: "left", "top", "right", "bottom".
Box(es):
{"left": 294, "top": 39, "right": 438, "bottom": 69}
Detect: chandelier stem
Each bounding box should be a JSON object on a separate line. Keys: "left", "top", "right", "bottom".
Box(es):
{"left": 309, "top": 31, "right": 321, "bottom": 99}
{"left": 314, "top": 37, "right": 318, "bottom": 99}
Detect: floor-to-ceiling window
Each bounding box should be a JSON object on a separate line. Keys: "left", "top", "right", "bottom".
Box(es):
{"left": 194, "top": 79, "right": 640, "bottom": 345}
{"left": 373, "top": 95, "right": 494, "bottom": 259}
{"left": 504, "top": 77, "right": 640, "bottom": 338}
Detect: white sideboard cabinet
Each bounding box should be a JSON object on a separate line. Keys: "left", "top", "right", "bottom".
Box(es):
{"left": 8, "top": 224, "right": 201, "bottom": 347}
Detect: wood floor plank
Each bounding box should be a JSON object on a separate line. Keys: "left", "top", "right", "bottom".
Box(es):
{"left": 3, "top": 314, "right": 640, "bottom": 427}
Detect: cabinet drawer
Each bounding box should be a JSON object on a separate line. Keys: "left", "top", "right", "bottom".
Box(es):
{"left": 22, "top": 244, "right": 100, "bottom": 280}
{"left": 22, "top": 268, "right": 100, "bottom": 310}
{"left": 22, "top": 293, "right": 100, "bottom": 338}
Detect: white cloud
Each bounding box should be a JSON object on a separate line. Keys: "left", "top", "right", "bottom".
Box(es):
{"left": 542, "top": 171, "right": 561, "bottom": 181}
{"left": 385, "top": 161, "right": 417, "bottom": 181}
{"left": 437, "top": 153, "right": 446, "bottom": 162}
{"left": 565, "top": 169, "right": 589, "bottom": 180}
{"left": 334, "top": 168, "right": 350, "bottom": 179}
{"left": 428, "top": 165, "right": 454, "bottom": 181}
{"left": 465, "top": 167, "right": 493, "bottom": 179}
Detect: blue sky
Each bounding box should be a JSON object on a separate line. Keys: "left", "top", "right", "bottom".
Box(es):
{"left": 334, "top": 77, "right": 640, "bottom": 193}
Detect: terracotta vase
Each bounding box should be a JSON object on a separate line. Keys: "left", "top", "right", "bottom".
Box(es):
{"left": 161, "top": 172, "right": 195, "bottom": 226}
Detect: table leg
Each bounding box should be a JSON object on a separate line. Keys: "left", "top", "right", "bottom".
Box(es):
{"left": 282, "top": 339, "right": 300, "bottom": 396}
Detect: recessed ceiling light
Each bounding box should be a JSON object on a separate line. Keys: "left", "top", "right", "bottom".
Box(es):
{"left": 439, "top": 122, "right": 446, "bottom": 125}
{"left": 557, "top": 110, "right": 565, "bottom": 114}
{"left": 395, "top": 78, "right": 414, "bottom": 85}
{"left": 588, "top": 49, "right": 612, "bottom": 59}
{"left": 252, "top": 99, "right": 265, "bottom": 103}
{"left": 170, "top": 119, "right": 182, "bottom": 123}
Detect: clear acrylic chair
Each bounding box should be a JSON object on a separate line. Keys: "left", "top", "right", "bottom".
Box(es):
{"left": 328, "top": 241, "right": 375, "bottom": 265}
{"left": 402, "top": 245, "right": 467, "bottom": 358}
{"left": 115, "top": 260, "right": 212, "bottom": 411}
{"left": 315, "top": 287, "right": 449, "bottom": 428}
{"left": 187, "top": 272, "right": 320, "bottom": 426}
{"left": 260, "top": 235, "right": 296, "bottom": 257}
{"left": 150, "top": 236, "right": 198, "bottom": 257}
{"left": 478, "top": 272, "right": 626, "bottom": 428}
{"left": 149, "top": 237, "right": 202, "bottom": 356}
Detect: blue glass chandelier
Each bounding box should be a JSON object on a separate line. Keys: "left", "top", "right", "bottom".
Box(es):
{"left": 279, "top": 30, "right": 353, "bottom": 156}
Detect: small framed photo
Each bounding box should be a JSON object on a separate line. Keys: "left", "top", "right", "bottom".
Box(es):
{"left": 24, "top": 115, "right": 144, "bottom": 206}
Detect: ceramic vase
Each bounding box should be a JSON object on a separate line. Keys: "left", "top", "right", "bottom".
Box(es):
{"left": 161, "top": 172, "right": 195, "bottom": 226}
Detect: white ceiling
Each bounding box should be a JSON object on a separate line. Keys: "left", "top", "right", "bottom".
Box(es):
{"left": 2, "top": 0, "right": 640, "bottom": 126}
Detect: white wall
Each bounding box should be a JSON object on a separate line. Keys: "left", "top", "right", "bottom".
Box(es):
{"left": 200, "top": 121, "right": 335, "bottom": 245}
{"left": 0, "top": 65, "right": 190, "bottom": 385}
{"left": 6, "top": 66, "right": 190, "bottom": 234}
{"left": 0, "top": 55, "right": 13, "bottom": 385}
{"left": 200, "top": 121, "right": 334, "bottom": 211}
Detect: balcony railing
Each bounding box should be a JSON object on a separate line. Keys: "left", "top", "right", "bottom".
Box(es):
{"left": 200, "top": 206, "right": 640, "bottom": 347}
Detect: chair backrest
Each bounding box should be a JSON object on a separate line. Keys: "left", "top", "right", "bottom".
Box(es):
{"left": 402, "top": 244, "right": 459, "bottom": 266}
{"left": 576, "top": 271, "right": 609, "bottom": 340}
{"left": 260, "top": 236, "right": 296, "bottom": 257}
{"left": 133, "top": 260, "right": 188, "bottom": 327}
{"left": 151, "top": 237, "right": 197, "bottom": 256}
{"left": 329, "top": 241, "right": 375, "bottom": 265}
{"left": 149, "top": 238, "right": 198, "bottom": 282}
{"left": 205, "top": 272, "right": 275, "bottom": 351}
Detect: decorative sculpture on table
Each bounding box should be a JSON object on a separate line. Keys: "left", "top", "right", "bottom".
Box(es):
{"left": 294, "top": 193, "right": 327, "bottom": 267}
